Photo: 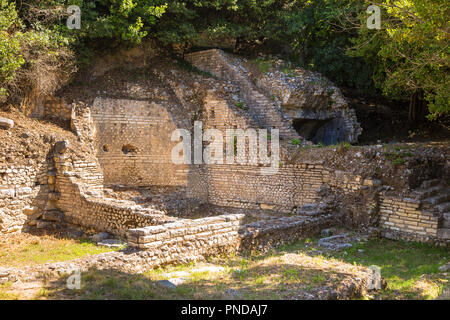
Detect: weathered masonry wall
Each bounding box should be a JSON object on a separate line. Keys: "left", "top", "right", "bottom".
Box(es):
{"left": 128, "top": 214, "right": 243, "bottom": 256}
{"left": 379, "top": 196, "right": 439, "bottom": 242}
{"left": 202, "top": 164, "right": 324, "bottom": 212}
{"left": 186, "top": 49, "right": 300, "bottom": 140}
{"left": 54, "top": 153, "right": 175, "bottom": 237}
{"left": 128, "top": 214, "right": 333, "bottom": 261}
{"left": 187, "top": 163, "right": 370, "bottom": 213}
{"left": 0, "top": 163, "right": 50, "bottom": 233}
{"left": 240, "top": 215, "right": 333, "bottom": 251}
{"left": 90, "top": 97, "right": 189, "bottom": 187}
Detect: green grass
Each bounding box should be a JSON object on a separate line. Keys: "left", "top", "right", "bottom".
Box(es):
{"left": 383, "top": 145, "right": 414, "bottom": 166}
{"left": 5, "top": 235, "right": 448, "bottom": 300}
{"left": 336, "top": 141, "right": 351, "bottom": 154}
{"left": 293, "top": 237, "right": 449, "bottom": 300}
{"left": 0, "top": 236, "right": 120, "bottom": 268}
{"left": 235, "top": 101, "right": 245, "bottom": 109}
{"left": 0, "top": 282, "right": 18, "bottom": 300}
{"left": 252, "top": 58, "right": 273, "bottom": 73}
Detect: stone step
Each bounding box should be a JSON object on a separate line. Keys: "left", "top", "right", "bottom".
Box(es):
{"left": 437, "top": 228, "right": 450, "bottom": 240}
{"left": 421, "top": 179, "right": 441, "bottom": 189}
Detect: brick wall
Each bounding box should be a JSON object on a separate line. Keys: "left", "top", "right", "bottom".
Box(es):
{"left": 380, "top": 195, "right": 439, "bottom": 242}
{"left": 54, "top": 154, "right": 176, "bottom": 237}
{"left": 90, "top": 97, "right": 189, "bottom": 187}
{"left": 128, "top": 214, "right": 243, "bottom": 255}
{"left": 187, "top": 163, "right": 372, "bottom": 214}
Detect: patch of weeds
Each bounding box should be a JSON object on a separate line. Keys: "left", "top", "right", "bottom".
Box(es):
{"left": 282, "top": 267, "right": 302, "bottom": 281}
{"left": 0, "top": 282, "right": 18, "bottom": 300}
{"left": 328, "top": 238, "right": 449, "bottom": 299}
{"left": 313, "top": 142, "right": 325, "bottom": 148}
{"left": 252, "top": 58, "right": 273, "bottom": 73}
{"left": 280, "top": 61, "right": 297, "bottom": 77}
{"left": 383, "top": 147, "right": 413, "bottom": 166}
{"left": 336, "top": 141, "right": 351, "bottom": 154}
{"left": 311, "top": 273, "right": 326, "bottom": 285}
{"left": 291, "top": 138, "right": 301, "bottom": 146}
{"left": 254, "top": 275, "right": 268, "bottom": 286}
{"left": 190, "top": 271, "right": 211, "bottom": 281}
{"left": 235, "top": 101, "right": 245, "bottom": 109}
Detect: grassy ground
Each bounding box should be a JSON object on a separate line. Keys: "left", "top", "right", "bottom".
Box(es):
{"left": 0, "top": 234, "right": 119, "bottom": 268}
{"left": 37, "top": 252, "right": 359, "bottom": 300}
{"left": 22, "top": 236, "right": 448, "bottom": 300}
{"left": 295, "top": 237, "right": 449, "bottom": 299}
{"left": 0, "top": 234, "right": 448, "bottom": 300}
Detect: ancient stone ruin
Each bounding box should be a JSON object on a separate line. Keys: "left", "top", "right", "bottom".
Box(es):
{"left": 0, "top": 48, "right": 448, "bottom": 281}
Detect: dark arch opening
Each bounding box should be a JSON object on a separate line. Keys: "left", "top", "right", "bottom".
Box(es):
{"left": 293, "top": 118, "right": 344, "bottom": 145}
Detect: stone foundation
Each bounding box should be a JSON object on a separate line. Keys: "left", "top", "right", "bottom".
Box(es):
{"left": 380, "top": 195, "right": 439, "bottom": 242}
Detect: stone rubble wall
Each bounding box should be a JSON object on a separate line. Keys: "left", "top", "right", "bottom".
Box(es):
{"left": 185, "top": 49, "right": 300, "bottom": 140}
{"left": 127, "top": 214, "right": 244, "bottom": 264}
{"left": 127, "top": 213, "right": 333, "bottom": 265}
{"left": 239, "top": 214, "right": 333, "bottom": 252}
{"left": 187, "top": 162, "right": 373, "bottom": 214}
{"left": 44, "top": 97, "right": 72, "bottom": 121}
{"left": 53, "top": 153, "right": 176, "bottom": 237}
{"left": 0, "top": 163, "right": 50, "bottom": 233}
{"left": 380, "top": 195, "right": 439, "bottom": 242}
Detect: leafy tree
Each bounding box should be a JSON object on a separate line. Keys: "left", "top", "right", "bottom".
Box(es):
{"left": 350, "top": 0, "right": 449, "bottom": 120}
{"left": 0, "top": 0, "right": 24, "bottom": 102}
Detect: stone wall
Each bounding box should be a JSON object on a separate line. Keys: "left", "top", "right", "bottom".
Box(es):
{"left": 90, "top": 97, "right": 189, "bottom": 187}
{"left": 44, "top": 97, "right": 72, "bottom": 121}
{"left": 128, "top": 214, "right": 243, "bottom": 254}
{"left": 240, "top": 214, "right": 333, "bottom": 252}
{"left": 187, "top": 162, "right": 373, "bottom": 215}
{"left": 53, "top": 152, "right": 176, "bottom": 237}
{"left": 127, "top": 213, "right": 333, "bottom": 264}
{"left": 186, "top": 49, "right": 300, "bottom": 140}
{"left": 0, "top": 163, "right": 50, "bottom": 233}
{"left": 379, "top": 195, "right": 439, "bottom": 242}
{"left": 193, "top": 164, "right": 323, "bottom": 212}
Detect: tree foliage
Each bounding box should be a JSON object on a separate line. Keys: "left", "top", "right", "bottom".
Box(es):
{"left": 350, "top": 0, "right": 449, "bottom": 119}
{"left": 0, "top": 0, "right": 448, "bottom": 119}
